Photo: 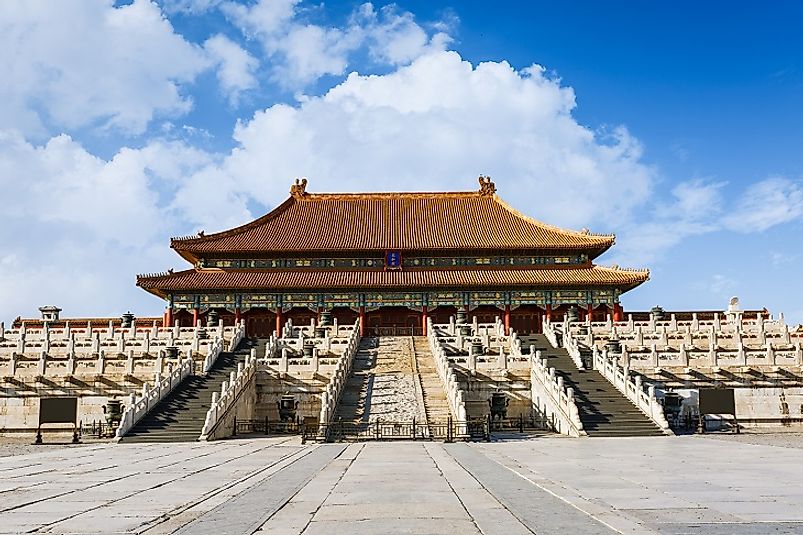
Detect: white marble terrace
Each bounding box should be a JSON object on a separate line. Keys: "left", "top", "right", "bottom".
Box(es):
{"left": 428, "top": 315, "right": 532, "bottom": 372}
{"left": 549, "top": 303, "right": 803, "bottom": 373}
{"left": 0, "top": 320, "right": 241, "bottom": 381}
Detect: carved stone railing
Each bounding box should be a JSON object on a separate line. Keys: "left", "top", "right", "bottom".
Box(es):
{"left": 561, "top": 328, "right": 586, "bottom": 370}
{"left": 318, "top": 320, "right": 361, "bottom": 428}
{"left": 426, "top": 319, "right": 467, "bottom": 422}
{"left": 560, "top": 310, "right": 802, "bottom": 363}
{"left": 542, "top": 317, "right": 560, "bottom": 348}
{"left": 1, "top": 321, "right": 242, "bottom": 381}
{"left": 592, "top": 347, "right": 671, "bottom": 433}
{"left": 428, "top": 319, "right": 530, "bottom": 372}
{"left": 543, "top": 318, "right": 585, "bottom": 370}
{"left": 115, "top": 357, "right": 194, "bottom": 439}
{"left": 202, "top": 320, "right": 245, "bottom": 374}
{"left": 530, "top": 349, "right": 585, "bottom": 437}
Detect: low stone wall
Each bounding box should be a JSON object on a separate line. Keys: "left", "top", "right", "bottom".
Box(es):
{"left": 0, "top": 394, "right": 118, "bottom": 435}
{"left": 462, "top": 371, "right": 532, "bottom": 420}
{"left": 254, "top": 371, "right": 324, "bottom": 422}
{"left": 204, "top": 377, "right": 258, "bottom": 441}
{"left": 736, "top": 387, "right": 803, "bottom": 427}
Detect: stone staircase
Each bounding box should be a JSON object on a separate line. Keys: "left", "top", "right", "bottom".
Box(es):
{"left": 412, "top": 336, "right": 453, "bottom": 423}
{"left": 333, "top": 338, "right": 375, "bottom": 422}
{"left": 334, "top": 336, "right": 423, "bottom": 423}
{"left": 530, "top": 334, "right": 665, "bottom": 437}
{"left": 119, "top": 338, "right": 254, "bottom": 443}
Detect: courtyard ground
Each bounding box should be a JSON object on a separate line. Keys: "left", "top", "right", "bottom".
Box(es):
{"left": 1, "top": 432, "right": 803, "bottom": 534}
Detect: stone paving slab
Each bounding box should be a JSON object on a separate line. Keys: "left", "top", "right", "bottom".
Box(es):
{"left": 478, "top": 435, "right": 803, "bottom": 534}
{"left": 2, "top": 434, "right": 803, "bottom": 533}
{"left": 176, "top": 444, "right": 347, "bottom": 535}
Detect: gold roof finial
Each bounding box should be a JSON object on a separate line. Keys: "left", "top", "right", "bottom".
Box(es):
{"left": 478, "top": 175, "right": 496, "bottom": 196}
{"left": 290, "top": 177, "right": 308, "bottom": 198}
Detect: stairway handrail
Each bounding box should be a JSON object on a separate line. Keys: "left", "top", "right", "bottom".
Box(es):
{"left": 542, "top": 317, "right": 560, "bottom": 348}
{"left": 426, "top": 318, "right": 466, "bottom": 421}
{"left": 530, "top": 348, "right": 586, "bottom": 437}
{"left": 555, "top": 323, "right": 587, "bottom": 370}
{"left": 199, "top": 334, "right": 277, "bottom": 440}
{"left": 115, "top": 356, "right": 194, "bottom": 440}
{"left": 592, "top": 346, "right": 671, "bottom": 432}
{"left": 318, "top": 319, "right": 361, "bottom": 428}
{"left": 202, "top": 320, "right": 245, "bottom": 374}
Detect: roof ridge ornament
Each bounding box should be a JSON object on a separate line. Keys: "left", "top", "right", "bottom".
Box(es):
{"left": 478, "top": 175, "right": 496, "bottom": 196}
{"left": 290, "top": 177, "right": 308, "bottom": 198}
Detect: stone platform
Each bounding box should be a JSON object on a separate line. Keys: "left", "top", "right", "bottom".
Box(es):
{"left": 2, "top": 434, "right": 803, "bottom": 534}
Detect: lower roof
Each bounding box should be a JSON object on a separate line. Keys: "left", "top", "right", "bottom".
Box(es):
{"left": 137, "top": 266, "right": 649, "bottom": 298}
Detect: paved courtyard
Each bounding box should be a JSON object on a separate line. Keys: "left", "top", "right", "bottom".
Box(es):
{"left": 1, "top": 434, "right": 803, "bottom": 534}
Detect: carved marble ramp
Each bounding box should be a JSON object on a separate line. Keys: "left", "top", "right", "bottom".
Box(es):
{"left": 444, "top": 442, "right": 616, "bottom": 534}
{"left": 174, "top": 443, "right": 347, "bottom": 535}
{"left": 334, "top": 336, "right": 424, "bottom": 423}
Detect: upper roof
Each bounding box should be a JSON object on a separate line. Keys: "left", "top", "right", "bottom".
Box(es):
{"left": 171, "top": 177, "right": 615, "bottom": 262}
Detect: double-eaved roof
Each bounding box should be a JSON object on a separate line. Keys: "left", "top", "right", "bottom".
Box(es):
{"left": 139, "top": 178, "right": 648, "bottom": 298}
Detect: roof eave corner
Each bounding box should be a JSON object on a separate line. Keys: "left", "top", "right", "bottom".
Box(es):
{"left": 135, "top": 276, "right": 168, "bottom": 300}
{"left": 588, "top": 237, "right": 616, "bottom": 260}
{"left": 170, "top": 241, "right": 200, "bottom": 265}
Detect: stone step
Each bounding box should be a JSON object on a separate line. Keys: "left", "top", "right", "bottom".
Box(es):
{"left": 119, "top": 338, "right": 255, "bottom": 443}
{"left": 530, "top": 334, "right": 665, "bottom": 437}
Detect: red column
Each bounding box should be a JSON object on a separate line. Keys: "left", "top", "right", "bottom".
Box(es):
{"left": 275, "top": 309, "right": 283, "bottom": 336}
{"left": 192, "top": 308, "right": 199, "bottom": 327}
{"left": 613, "top": 303, "right": 623, "bottom": 322}
{"left": 421, "top": 306, "right": 428, "bottom": 336}
{"left": 234, "top": 307, "right": 241, "bottom": 324}
{"left": 545, "top": 304, "right": 552, "bottom": 322}
{"left": 164, "top": 308, "right": 173, "bottom": 328}
{"left": 504, "top": 304, "right": 511, "bottom": 335}
{"left": 359, "top": 306, "right": 365, "bottom": 336}
{"left": 586, "top": 303, "right": 594, "bottom": 322}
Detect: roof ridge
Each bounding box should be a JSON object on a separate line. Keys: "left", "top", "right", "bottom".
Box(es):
{"left": 301, "top": 191, "right": 481, "bottom": 199}
{"left": 596, "top": 264, "right": 651, "bottom": 274}
{"left": 491, "top": 194, "right": 615, "bottom": 242}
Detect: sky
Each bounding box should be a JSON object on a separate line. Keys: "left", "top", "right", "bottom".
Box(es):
{"left": 0, "top": 0, "right": 802, "bottom": 326}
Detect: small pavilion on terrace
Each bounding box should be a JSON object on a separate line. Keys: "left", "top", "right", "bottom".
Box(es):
{"left": 136, "top": 177, "right": 648, "bottom": 337}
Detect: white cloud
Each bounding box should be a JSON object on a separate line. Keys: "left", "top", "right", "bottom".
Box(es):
{"left": 722, "top": 177, "right": 803, "bottom": 232}
{"left": 0, "top": 0, "right": 210, "bottom": 137}
{"left": 692, "top": 274, "right": 738, "bottom": 299}
{"left": 355, "top": 3, "right": 452, "bottom": 65}
{"left": 0, "top": 131, "right": 210, "bottom": 322}
{"left": 222, "top": 0, "right": 450, "bottom": 88}
{"left": 161, "top": 0, "right": 224, "bottom": 14}
{"left": 608, "top": 179, "right": 724, "bottom": 266}
{"left": 174, "top": 51, "right": 653, "bottom": 233}
{"left": 611, "top": 174, "right": 803, "bottom": 267}
{"left": 204, "top": 34, "right": 259, "bottom": 104}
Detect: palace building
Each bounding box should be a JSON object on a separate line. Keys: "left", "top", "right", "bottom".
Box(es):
{"left": 137, "top": 177, "right": 649, "bottom": 337}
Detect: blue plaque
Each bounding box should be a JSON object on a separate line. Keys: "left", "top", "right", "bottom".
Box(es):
{"left": 385, "top": 250, "right": 402, "bottom": 269}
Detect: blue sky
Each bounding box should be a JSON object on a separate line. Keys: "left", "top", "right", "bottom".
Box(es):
{"left": 0, "top": 0, "right": 801, "bottom": 325}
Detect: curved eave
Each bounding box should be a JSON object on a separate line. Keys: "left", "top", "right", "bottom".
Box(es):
{"left": 137, "top": 265, "right": 649, "bottom": 297}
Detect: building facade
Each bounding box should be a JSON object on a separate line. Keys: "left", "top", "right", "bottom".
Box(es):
{"left": 137, "top": 177, "right": 649, "bottom": 337}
